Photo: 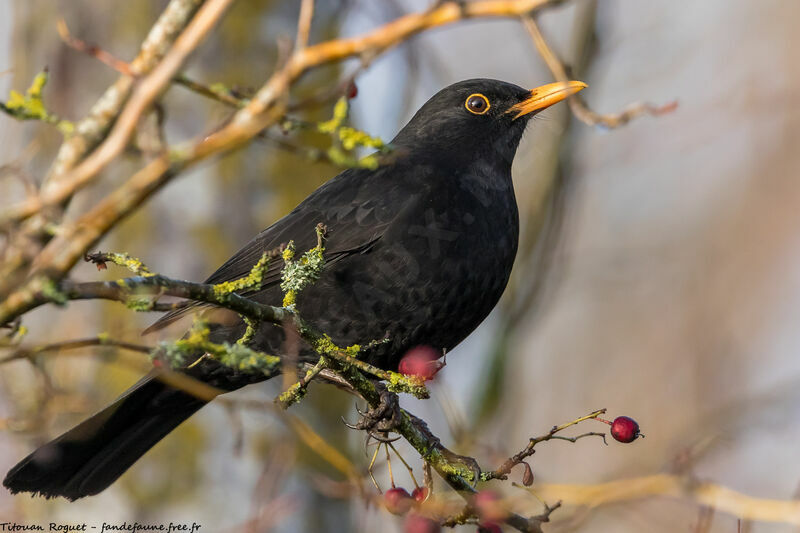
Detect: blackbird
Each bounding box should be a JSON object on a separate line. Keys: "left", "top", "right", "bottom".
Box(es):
{"left": 3, "top": 78, "right": 586, "bottom": 500}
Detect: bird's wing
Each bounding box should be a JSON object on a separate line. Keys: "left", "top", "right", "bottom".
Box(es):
{"left": 143, "top": 166, "right": 405, "bottom": 334}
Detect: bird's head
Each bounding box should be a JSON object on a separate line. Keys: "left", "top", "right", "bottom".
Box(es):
{"left": 391, "top": 78, "right": 586, "bottom": 168}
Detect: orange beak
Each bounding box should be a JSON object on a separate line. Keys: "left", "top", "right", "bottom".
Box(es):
{"left": 507, "top": 80, "right": 587, "bottom": 119}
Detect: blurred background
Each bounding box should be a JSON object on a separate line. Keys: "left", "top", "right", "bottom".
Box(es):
{"left": 1, "top": 0, "right": 800, "bottom": 531}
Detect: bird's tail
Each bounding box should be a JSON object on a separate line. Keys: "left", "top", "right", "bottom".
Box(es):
{"left": 3, "top": 375, "right": 210, "bottom": 501}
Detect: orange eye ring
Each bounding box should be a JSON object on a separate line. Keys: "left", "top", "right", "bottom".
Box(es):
{"left": 465, "top": 93, "right": 490, "bottom": 115}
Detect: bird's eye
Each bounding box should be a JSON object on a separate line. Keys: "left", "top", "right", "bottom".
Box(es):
{"left": 465, "top": 93, "right": 490, "bottom": 115}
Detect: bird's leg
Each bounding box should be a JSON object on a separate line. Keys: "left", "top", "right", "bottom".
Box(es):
{"left": 367, "top": 442, "right": 382, "bottom": 492}
{"left": 388, "top": 441, "right": 421, "bottom": 489}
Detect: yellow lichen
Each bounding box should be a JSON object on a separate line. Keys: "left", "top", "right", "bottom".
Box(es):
{"left": 1, "top": 70, "right": 73, "bottom": 135}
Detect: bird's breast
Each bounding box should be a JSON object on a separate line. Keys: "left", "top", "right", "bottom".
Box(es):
{"left": 357, "top": 170, "right": 519, "bottom": 364}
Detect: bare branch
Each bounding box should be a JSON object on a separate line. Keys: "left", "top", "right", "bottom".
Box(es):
{"left": 3, "top": 0, "right": 236, "bottom": 224}
{"left": 47, "top": 0, "right": 206, "bottom": 182}
{"left": 522, "top": 14, "right": 677, "bottom": 128}
{"left": 483, "top": 409, "right": 609, "bottom": 482}
{"left": 0, "top": 335, "right": 152, "bottom": 365}
{"left": 295, "top": 0, "right": 315, "bottom": 51}
{"left": 56, "top": 20, "right": 135, "bottom": 76}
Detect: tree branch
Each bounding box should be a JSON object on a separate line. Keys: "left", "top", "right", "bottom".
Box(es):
{"left": 2, "top": 0, "right": 236, "bottom": 224}
{"left": 522, "top": 14, "right": 678, "bottom": 128}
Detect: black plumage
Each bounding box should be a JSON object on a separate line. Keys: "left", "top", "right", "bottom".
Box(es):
{"left": 3, "top": 78, "right": 585, "bottom": 500}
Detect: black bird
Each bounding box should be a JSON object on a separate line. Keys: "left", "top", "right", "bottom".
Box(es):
{"left": 3, "top": 78, "right": 586, "bottom": 500}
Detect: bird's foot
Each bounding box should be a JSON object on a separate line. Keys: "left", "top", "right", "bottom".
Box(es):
{"left": 344, "top": 385, "right": 402, "bottom": 435}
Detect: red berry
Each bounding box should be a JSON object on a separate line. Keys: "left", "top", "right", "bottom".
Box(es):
{"left": 477, "top": 523, "right": 502, "bottom": 533}
{"left": 384, "top": 487, "right": 413, "bottom": 515}
{"left": 474, "top": 490, "right": 507, "bottom": 522}
{"left": 610, "top": 416, "right": 640, "bottom": 443}
{"left": 398, "top": 346, "right": 442, "bottom": 381}
{"left": 404, "top": 514, "right": 441, "bottom": 533}
{"left": 411, "top": 486, "right": 429, "bottom": 503}
{"left": 346, "top": 81, "right": 358, "bottom": 99}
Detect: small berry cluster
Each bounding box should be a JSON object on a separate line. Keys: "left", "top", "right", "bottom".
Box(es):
{"left": 384, "top": 486, "right": 440, "bottom": 533}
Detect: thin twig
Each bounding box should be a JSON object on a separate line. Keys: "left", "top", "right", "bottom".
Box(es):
{"left": 173, "top": 74, "right": 246, "bottom": 108}
{"left": 522, "top": 15, "right": 677, "bottom": 129}
{"left": 0, "top": 335, "right": 151, "bottom": 365}
{"left": 483, "top": 409, "right": 608, "bottom": 482}
{"left": 528, "top": 474, "right": 800, "bottom": 526}
{"left": 295, "top": 0, "right": 315, "bottom": 51}
{"left": 56, "top": 19, "right": 135, "bottom": 76}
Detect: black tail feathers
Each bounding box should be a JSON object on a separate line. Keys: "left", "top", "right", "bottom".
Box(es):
{"left": 3, "top": 376, "right": 208, "bottom": 501}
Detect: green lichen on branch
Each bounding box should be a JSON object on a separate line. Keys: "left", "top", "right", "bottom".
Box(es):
{"left": 237, "top": 316, "right": 258, "bottom": 346}
{"left": 155, "top": 319, "right": 279, "bottom": 375}
{"left": 214, "top": 251, "right": 273, "bottom": 345}
{"left": 39, "top": 278, "right": 68, "bottom": 306}
{"left": 276, "top": 356, "right": 328, "bottom": 408}
{"left": 338, "top": 126, "right": 384, "bottom": 151}
{"left": 126, "top": 296, "right": 156, "bottom": 311}
{"left": 325, "top": 147, "right": 382, "bottom": 171}
{"left": 86, "top": 251, "right": 154, "bottom": 276}
{"left": 301, "top": 329, "right": 429, "bottom": 399}
{"left": 280, "top": 224, "right": 326, "bottom": 308}
{"left": 0, "top": 70, "right": 74, "bottom": 135}
{"left": 317, "top": 97, "right": 349, "bottom": 133}
{"left": 387, "top": 370, "right": 428, "bottom": 396}
{"left": 327, "top": 361, "right": 472, "bottom": 481}
{"left": 316, "top": 97, "right": 388, "bottom": 170}
{"left": 214, "top": 251, "right": 272, "bottom": 301}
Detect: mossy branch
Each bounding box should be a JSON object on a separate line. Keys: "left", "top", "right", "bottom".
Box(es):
{"left": 316, "top": 97, "right": 389, "bottom": 170}
{"left": 85, "top": 251, "right": 154, "bottom": 276}
{"left": 280, "top": 223, "right": 326, "bottom": 308}
{"left": 0, "top": 70, "right": 74, "bottom": 135}
{"left": 12, "top": 234, "right": 425, "bottom": 399}
{"left": 154, "top": 318, "right": 280, "bottom": 375}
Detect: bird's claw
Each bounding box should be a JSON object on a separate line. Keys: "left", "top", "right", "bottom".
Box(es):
{"left": 344, "top": 387, "right": 401, "bottom": 436}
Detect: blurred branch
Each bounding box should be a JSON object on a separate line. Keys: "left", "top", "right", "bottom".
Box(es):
{"left": 295, "top": 0, "right": 315, "bottom": 51}
{"left": 46, "top": 0, "right": 206, "bottom": 182}
{"left": 522, "top": 14, "right": 678, "bottom": 129}
{"left": 2, "top": 0, "right": 235, "bottom": 225}
{"left": 531, "top": 474, "right": 800, "bottom": 526}
{"left": 0, "top": 335, "right": 151, "bottom": 365}
{"left": 173, "top": 74, "right": 246, "bottom": 107}
{"left": 56, "top": 19, "right": 135, "bottom": 77}
{"left": 0, "top": 70, "right": 74, "bottom": 135}
{"left": 0, "top": 0, "right": 206, "bottom": 307}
